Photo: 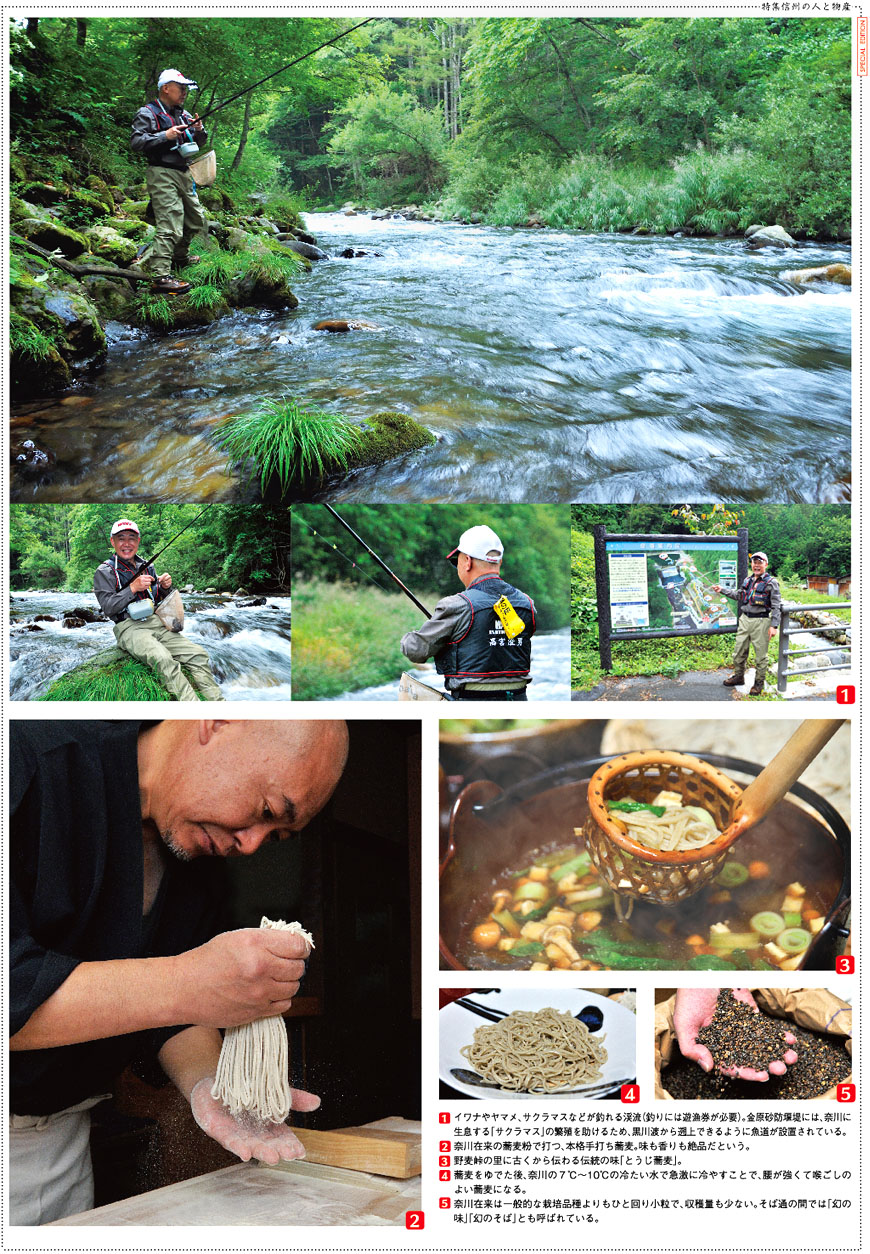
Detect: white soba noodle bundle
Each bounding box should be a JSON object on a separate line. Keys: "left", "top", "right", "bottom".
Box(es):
{"left": 211, "top": 917, "right": 314, "bottom": 1123}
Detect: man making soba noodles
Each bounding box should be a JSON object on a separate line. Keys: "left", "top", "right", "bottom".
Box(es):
{"left": 9, "top": 718, "right": 348, "bottom": 1225}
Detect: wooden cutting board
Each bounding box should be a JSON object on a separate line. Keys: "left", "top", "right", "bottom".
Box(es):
{"left": 280, "top": 1117, "right": 421, "bottom": 1178}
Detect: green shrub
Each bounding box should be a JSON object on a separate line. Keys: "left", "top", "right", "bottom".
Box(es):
{"left": 133, "top": 291, "right": 173, "bottom": 330}
{"left": 219, "top": 397, "right": 362, "bottom": 495}
{"left": 39, "top": 654, "right": 203, "bottom": 701}
{"left": 185, "top": 283, "right": 224, "bottom": 312}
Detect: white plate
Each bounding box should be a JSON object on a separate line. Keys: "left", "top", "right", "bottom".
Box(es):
{"left": 439, "top": 988, "right": 636, "bottom": 1100}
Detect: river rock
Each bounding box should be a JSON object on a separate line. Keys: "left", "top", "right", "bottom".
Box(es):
{"left": 781, "top": 263, "right": 851, "bottom": 287}
{"left": 62, "top": 616, "right": 88, "bottom": 629}
{"left": 285, "top": 228, "right": 318, "bottom": 245}
{"left": 10, "top": 332, "right": 71, "bottom": 399}
{"left": 11, "top": 439, "right": 57, "bottom": 478}
{"left": 33, "top": 614, "right": 57, "bottom": 622}
{"left": 313, "top": 318, "right": 381, "bottom": 333}
{"left": 348, "top": 410, "right": 437, "bottom": 469}
{"left": 42, "top": 289, "right": 107, "bottom": 365}
{"left": 745, "top": 224, "right": 797, "bottom": 248}
{"left": 21, "top": 623, "right": 44, "bottom": 632}
{"left": 226, "top": 268, "right": 299, "bottom": 311}
{"left": 235, "top": 595, "right": 266, "bottom": 608}
{"left": 279, "top": 240, "right": 328, "bottom": 261}
{"left": 63, "top": 606, "right": 106, "bottom": 623}
{"left": 233, "top": 587, "right": 248, "bottom": 597}
{"left": 16, "top": 217, "right": 90, "bottom": 259}
{"left": 38, "top": 646, "right": 183, "bottom": 702}
{"left": 85, "top": 223, "right": 140, "bottom": 266}
{"left": 336, "top": 247, "right": 383, "bottom": 259}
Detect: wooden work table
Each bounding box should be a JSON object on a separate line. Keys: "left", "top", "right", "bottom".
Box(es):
{"left": 51, "top": 1119, "right": 421, "bottom": 1227}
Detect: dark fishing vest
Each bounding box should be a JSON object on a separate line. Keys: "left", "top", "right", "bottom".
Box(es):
{"left": 144, "top": 100, "right": 196, "bottom": 169}
{"left": 98, "top": 556, "right": 158, "bottom": 622}
{"left": 435, "top": 575, "right": 536, "bottom": 682}
{"left": 738, "top": 572, "right": 775, "bottom": 615}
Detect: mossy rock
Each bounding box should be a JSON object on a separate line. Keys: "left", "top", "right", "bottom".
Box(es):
{"left": 9, "top": 151, "right": 29, "bottom": 183}
{"left": 169, "top": 296, "right": 231, "bottom": 329}
{"left": 85, "top": 175, "right": 115, "bottom": 211}
{"left": 105, "top": 216, "right": 150, "bottom": 241}
{"left": 16, "top": 217, "right": 90, "bottom": 259}
{"left": 85, "top": 223, "right": 140, "bottom": 266}
{"left": 119, "top": 198, "right": 150, "bottom": 219}
{"left": 199, "top": 187, "right": 236, "bottom": 214}
{"left": 10, "top": 195, "right": 36, "bottom": 223}
{"left": 38, "top": 647, "right": 201, "bottom": 702}
{"left": 81, "top": 276, "right": 136, "bottom": 322}
{"left": 348, "top": 410, "right": 437, "bottom": 468}
{"left": 226, "top": 269, "right": 299, "bottom": 311}
{"left": 19, "top": 180, "right": 70, "bottom": 207}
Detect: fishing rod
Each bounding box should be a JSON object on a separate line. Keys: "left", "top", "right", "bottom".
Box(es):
{"left": 193, "top": 19, "right": 376, "bottom": 126}
{"left": 323, "top": 504, "right": 432, "bottom": 618}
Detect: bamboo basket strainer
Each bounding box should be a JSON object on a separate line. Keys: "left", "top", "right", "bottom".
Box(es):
{"left": 578, "top": 722, "right": 843, "bottom": 907}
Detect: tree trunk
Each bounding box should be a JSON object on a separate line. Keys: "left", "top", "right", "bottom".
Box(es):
{"left": 26, "top": 18, "right": 39, "bottom": 38}
{"left": 76, "top": 19, "right": 87, "bottom": 47}
{"left": 229, "top": 91, "right": 253, "bottom": 172}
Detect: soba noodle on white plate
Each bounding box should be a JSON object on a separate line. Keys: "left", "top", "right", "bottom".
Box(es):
{"left": 460, "top": 1007, "right": 608, "bottom": 1092}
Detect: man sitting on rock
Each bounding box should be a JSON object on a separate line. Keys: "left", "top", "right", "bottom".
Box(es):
{"left": 94, "top": 520, "right": 224, "bottom": 702}
{"left": 131, "top": 68, "right": 208, "bottom": 295}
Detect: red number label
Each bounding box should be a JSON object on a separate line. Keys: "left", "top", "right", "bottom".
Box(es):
{"left": 837, "top": 685, "right": 856, "bottom": 704}
{"left": 439, "top": 1155, "right": 450, "bottom": 1168}
{"left": 405, "top": 1211, "right": 424, "bottom": 1229}
{"left": 836, "top": 956, "right": 855, "bottom": 974}
{"left": 621, "top": 1084, "right": 639, "bottom": 1104}
{"left": 837, "top": 1084, "right": 856, "bottom": 1103}
{"left": 439, "top": 1169, "right": 451, "bottom": 1181}
{"left": 439, "top": 1140, "right": 451, "bottom": 1152}
{"left": 439, "top": 1197, "right": 452, "bottom": 1209}
{"left": 439, "top": 1111, "right": 451, "bottom": 1124}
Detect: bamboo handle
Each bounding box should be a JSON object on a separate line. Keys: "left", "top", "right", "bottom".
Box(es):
{"left": 732, "top": 719, "right": 844, "bottom": 828}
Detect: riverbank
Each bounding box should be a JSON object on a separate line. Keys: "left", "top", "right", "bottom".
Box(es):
{"left": 290, "top": 579, "right": 434, "bottom": 700}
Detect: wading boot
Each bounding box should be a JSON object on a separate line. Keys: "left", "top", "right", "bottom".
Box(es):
{"left": 722, "top": 672, "right": 745, "bottom": 687}
{"left": 749, "top": 678, "right": 765, "bottom": 696}
{"left": 151, "top": 275, "right": 191, "bottom": 295}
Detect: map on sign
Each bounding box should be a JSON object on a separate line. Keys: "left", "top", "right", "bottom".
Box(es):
{"left": 607, "top": 538, "right": 739, "bottom": 633}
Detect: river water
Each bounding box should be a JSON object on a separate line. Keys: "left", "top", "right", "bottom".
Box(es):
{"left": 9, "top": 591, "right": 291, "bottom": 701}
{"left": 332, "top": 626, "right": 571, "bottom": 701}
{"left": 11, "top": 215, "right": 850, "bottom": 504}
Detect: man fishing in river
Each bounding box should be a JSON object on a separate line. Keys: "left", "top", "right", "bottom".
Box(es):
{"left": 131, "top": 68, "right": 209, "bottom": 295}
{"left": 94, "top": 519, "right": 224, "bottom": 702}
{"left": 400, "top": 524, "right": 537, "bottom": 700}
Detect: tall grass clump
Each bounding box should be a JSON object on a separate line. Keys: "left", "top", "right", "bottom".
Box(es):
{"left": 182, "top": 249, "right": 237, "bottom": 290}
{"left": 240, "top": 245, "right": 303, "bottom": 286}
{"left": 292, "top": 579, "right": 438, "bottom": 699}
{"left": 10, "top": 311, "right": 58, "bottom": 360}
{"left": 39, "top": 655, "right": 204, "bottom": 701}
{"left": 219, "top": 397, "right": 362, "bottom": 496}
{"left": 133, "top": 291, "right": 173, "bottom": 330}
{"left": 185, "top": 283, "right": 224, "bottom": 312}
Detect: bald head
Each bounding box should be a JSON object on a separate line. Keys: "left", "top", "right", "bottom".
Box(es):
{"left": 139, "top": 719, "right": 348, "bottom": 860}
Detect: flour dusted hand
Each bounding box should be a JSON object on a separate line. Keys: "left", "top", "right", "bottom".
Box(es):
{"left": 211, "top": 919, "right": 315, "bottom": 1122}
{"left": 191, "top": 1078, "right": 320, "bottom": 1164}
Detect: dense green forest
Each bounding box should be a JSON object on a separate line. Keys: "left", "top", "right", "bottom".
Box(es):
{"left": 10, "top": 15, "right": 851, "bottom": 236}
{"left": 9, "top": 504, "right": 290, "bottom": 591}
{"left": 292, "top": 504, "right": 570, "bottom": 631}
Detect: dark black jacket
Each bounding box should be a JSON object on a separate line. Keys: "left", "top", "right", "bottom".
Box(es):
{"left": 131, "top": 99, "right": 207, "bottom": 171}
{"left": 10, "top": 721, "right": 227, "bottom": 1115}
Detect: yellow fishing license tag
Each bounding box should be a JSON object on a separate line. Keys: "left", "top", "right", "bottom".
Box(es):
{"left": 493, "top": 595, "right": 526, "bottom": 639}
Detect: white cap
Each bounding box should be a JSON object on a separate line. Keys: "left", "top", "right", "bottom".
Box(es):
{"left": 158, "top": 69, "right": 198, "bottom": 89}
{"left": 750, "top": 551, "right": 769, "bottom": 562}
{"left": 111, "top": 519, "right": 140, "bottom": 537}
{"left": 446, "top": 525, "right": 504, "bottom": 565}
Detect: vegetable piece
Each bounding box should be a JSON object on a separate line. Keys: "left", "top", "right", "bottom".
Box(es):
{"left": 782, "top": 911, "right": 802, "bottom": 929}
{"left": 709, "top": 930, "right": 761, "bottom": 951}
{"left": 471, "top": 921, "right": 502, "bottom": 950}
{"left": 576, "top": 911, "right": 603, "bottom": 932}
{"left": 513, "top": 881, "right": 549, "bottom": 902}
{"left": 607, "top": 800, "right": 667, "bottom": 816}
{"left": 683, "top": 805, "right": 717, "bottom": 827}
{"left": 747, "top": 860, "right": 770, "bottom": 879}
{"left": 776, "top": 927, "right": 812, "bottom": 954}
{"left": 749, "top": 911, "right": 786, "bottom": 939}
{"left": 716, "top": 861, "right": 749, "bottom": 887}
{"left": 527, "top": 866, "right": 550, "bottom": 882}
{"left": 520, "top": 922, "right": 547, "bottom": 942}
{"left": 549, "top": 853, "right": 592, "bottom": 881}
{"left": 491, "top": 909, "right": 521, "bottom": 938}
{"left": 685, "top": 934, "right": 706, "bottom": 948}
{"left": 509, "top": 940, "right": 546, "bottom": 957}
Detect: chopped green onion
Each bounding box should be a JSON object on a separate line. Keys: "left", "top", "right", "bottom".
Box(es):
{"left": 607, "top": 800, "right": 667, "bottom": 816}
{"left": 716, "top": 861, "right": 749, "bottom": 887}
{"left": 749, "top": 912, "right": 785, "bottom": 939}
{"left": 776, "top": 927, "right": 811, "bottom": 955}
